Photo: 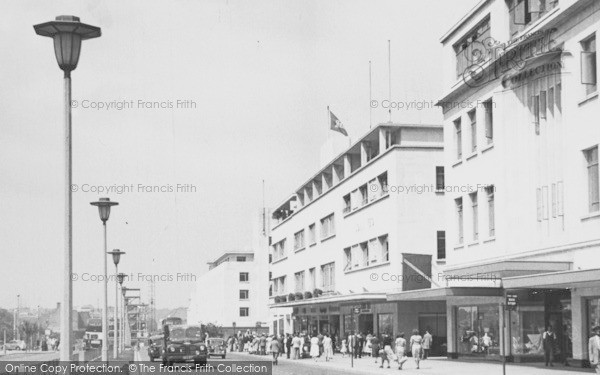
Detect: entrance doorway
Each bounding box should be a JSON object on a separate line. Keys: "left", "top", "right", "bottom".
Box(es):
{"left": 358, "top": 314, "right": 374, "bottom": 334}
{"left": 419, "top": 313, "right": 447, "bottom": 356}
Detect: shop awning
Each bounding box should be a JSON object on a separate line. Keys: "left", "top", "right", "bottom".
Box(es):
{"left": 502, "top": 268, "right": 600, "bottom": 289}
{"left": 268, "top": 292, "right": 387, "bottom": 308}
{"left": 387, "top": 286, "right": 502, "bottom": 302}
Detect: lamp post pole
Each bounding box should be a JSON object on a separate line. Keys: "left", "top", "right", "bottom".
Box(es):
{"left": 34, "top": 16, "right": 101, "bottom": 361}
{"left": 107, "top": 250, "right": 125, "bottom": 359}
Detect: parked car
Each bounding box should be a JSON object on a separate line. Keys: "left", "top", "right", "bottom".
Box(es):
{"left": 147, "top": 334, "right": 164, "bottom": 362}
{"left": 5, "top": 340, "right": 26, "bottom": 351}
{"left": 162, "top": 325, "right": 208, "bottom": 366}
{"left": 206, "top": 338, "right": 226, "bottom": 359}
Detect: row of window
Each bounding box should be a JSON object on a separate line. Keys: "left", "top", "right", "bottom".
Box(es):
{"left": 454, "top": 99, "right": 494, "bottom": 160}
{"left": 343, "top": 172, "right": 388, "bottom": 214}
{"left": 343, "top": 235, "right": 389, "bottom": 272}
{"left": 455, "top": 186, "right": 495, "bottom": 245}
{"left": 273, "top": 213, "right": 336, "bottom": 261}
{"left": 271, "top": 261, "right": 336, "bottom": 296}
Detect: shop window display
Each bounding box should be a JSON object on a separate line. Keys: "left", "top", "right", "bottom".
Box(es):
{"left": 456, "top": 304, "right": 500, "bottom": 356}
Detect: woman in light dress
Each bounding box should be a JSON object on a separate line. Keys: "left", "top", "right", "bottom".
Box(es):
{"left": 409, "top": 329, "right": 423, "bottom": 369}
{"left": 340, "top": 337, "right": 348, "bottom": 357}
{"left": 322, "top": 334, "right": 334, "bottom": 361}
{"left": 395, "top": 333, "right": 408, "bottom": 370}
{"left": 310, "top": 335, "right": 320, "bottom": 361}
{"left": 364, "top": 333, "right": 373, "bottom": 356}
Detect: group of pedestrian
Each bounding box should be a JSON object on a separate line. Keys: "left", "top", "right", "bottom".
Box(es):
{"left": 340, "top": 329, "right": 432, "bottom": 370}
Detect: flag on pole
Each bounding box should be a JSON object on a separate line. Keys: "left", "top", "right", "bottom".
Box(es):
{"left": 328, "top": 107, "right": 348, "bottom": 136}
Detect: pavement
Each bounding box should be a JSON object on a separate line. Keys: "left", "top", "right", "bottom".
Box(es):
{"left": 227, "top": 351, "right": 595, "bottom": 375}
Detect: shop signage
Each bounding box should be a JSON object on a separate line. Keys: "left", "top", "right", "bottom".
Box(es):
{"left": 506, "top": 294, "right": 518, "bottom": 309}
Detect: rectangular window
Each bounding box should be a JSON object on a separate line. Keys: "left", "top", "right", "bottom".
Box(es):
{"left": 320, "top": 213, "right": 335, "bottom": 239}
{"left": 436, "top": 166, "right": 445, "bottom": 191}
{"left": 557, "top": 181, "right": 564, "bottom": 216}
{"left": 295, "top": 271, "right": 305, "bottom": 293}
{"left": 343, "top": 194, "right": 351, "bottom": 214}
{"left": 239, "top": 272, "right": 249, "bottom": 282}
{"left": 454, "top": 18, "right": 491, "bottom": 77}
{"left": 484, "top": 99, "right": 494, "bottom": 144}
{"left": 380, "top": 235, "right": 389, "bottom": 262}
{"left": 455, "top": 118, "right": 462, "bottom": 159}
{"left": 239, "top": 307, "right": 249, "bottom": 317}
{"left": 320, "top": 262, "right": 335, "bottom": 292}
{"left": 294, "top": 229, "right": 305, "bottom": 251}
{"left": 368, "top": 178, "right": 378, "bottom": 202}
{"left": 556, "top": 83, "right": 562, "bottom": 113}
{"left": 540, "top": 91, "right": 547, "bottom": 120}
{"left": 536, "top": 188, "right": 543, "bottom": 221}
{"left": 469, "top": 109, "right": 477, "bottom": 152}
{"left": 378, "top": 172, "right": 388, "bottom": 196}
{"left": 239, "top": 290, "right": 249, "bottom": 300}
{"left": 542, "top": 185, "right": 549, "bottom": 220}
{"left": 533, "top": 95, "right": 540, "bottom": 135}
{"left": 548, "top": 87, "right": 555, "bottom": 116}
{"left": 585, "top": 146, "right": 600, "bottom": 212}
{"left": 582, "top": 34, "right": 597, "bottom": 95}
{"left": 360, "top": 242, "right": 369, "bottom": 267}
{"left": 272, "top": 239, "right": 287, "bottom": 261}
{"left": 308, "top": 223, "right": 316, "bottom": 245}
{"left": 359, "top": 184, "right": 368, "bottom": 205}
{"left": 486, "top": 186, "right": 495, "bottom": 237}
{"left": 369, "top": 238, "right": 379, "bottom": 265}
{"left": 551, "top": 183, "right": 557, "bottom": 217}
{"left": 236, "top": 256, "right": 246, "bottom": 262}
{"left": 437, "top": 231, "right": 446, "bottom": 260}
{"left": 344, "top": 247, "right": 352, "bottom": 271}
{"left": 309, "top": 268, "right": 316, "bottom": 290}
{"left": 456, "top": 198, "right": 464, "bottom": 244}
{"left": 471, "top": 192, "right": 479, "bottom": 241}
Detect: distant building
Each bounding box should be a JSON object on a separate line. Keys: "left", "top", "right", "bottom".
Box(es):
{"left": 188, "top": 250, "right": 270, "bottom": 336}
{"left": 269, "top": 123, "right": 446, "bottom": 347}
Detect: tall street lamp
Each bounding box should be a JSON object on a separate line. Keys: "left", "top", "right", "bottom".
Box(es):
{"left": 90, "top": 197, "right": 118, "bottom": 362}
{"left": 117, "top": 274, "right": 127, "bottom": 353}
{"left": 34, "top": 15, "right": 101, "bottom": 362}
{"left": 107, "top": 250, "right": 125, "bottom": 359}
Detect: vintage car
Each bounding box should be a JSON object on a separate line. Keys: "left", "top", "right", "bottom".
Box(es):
{"left": 162, "top": 324, "right": 208, "bottom": 366}
{"left": 206, "top": 338, "right": 226, "bottom": 359}
{"left": 4, "top": 340, "right": 26, "bottom": 351}
{"left": 147, "top": 334, "right": 164, "bottom": 362}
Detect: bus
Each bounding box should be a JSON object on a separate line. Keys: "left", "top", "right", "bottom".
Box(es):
{"left": 84, "top": 318, "right": 103, "bottom": 349}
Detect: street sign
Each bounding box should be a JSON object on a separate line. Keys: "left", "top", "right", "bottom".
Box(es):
{"left": 506, "top": 294, "right": 518, "bottom": 309}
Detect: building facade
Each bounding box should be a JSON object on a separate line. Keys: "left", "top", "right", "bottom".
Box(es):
{"left": 432, "top": 0, "right": 600, "bottom": 366}
{"left": 188, "top": 251, "right": 270, "bottom": 336}
{"left": 269, "top": 123, "right": 448, "bottom": 353}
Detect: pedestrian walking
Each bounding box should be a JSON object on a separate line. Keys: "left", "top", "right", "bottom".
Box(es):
{"left": 395, "top": 333, "right": 408, "bottom": 370}
{"left": 259, "top": 334, "right": 267, "bottom": 355}
{"left": 588, "top": 326, "right": 600, "bottom": 375}
{"left": 270, "top": 335, "right": 281, "bottom": 365}
{"left": 379, "top": 342, "right": 391, "bottom": 369}
{"left": 382, "top": 334, "right": 395, "bottom": 364}
{"left": 371, "top": 335, "right": 380, "bottom": 363}
{"left": 422, "top": 330, "right": 432, "bottom": 359}
{"left": 355, "top": 332, "right": 363, "bottom": 358}
{"left": 322, "top": 334, "right": 333, "bottom": 361}
{"left": 543, "top": 326, "right": 557, "bottom": 367}
{"left": 310, "top": 335, "right": 320, "bottom": 361}
{"left": 285, "top": 333, "right": 292, "bottom": 359}
{"left": 292, "top": 333, "right": 301, "bottom": 360}
{"left": 409, "top": 329, "right": 423, "bottom": 369}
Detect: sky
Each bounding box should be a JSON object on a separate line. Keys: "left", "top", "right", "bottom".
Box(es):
{"left": 0, "top": 0, "right": 478, "bottom": 310}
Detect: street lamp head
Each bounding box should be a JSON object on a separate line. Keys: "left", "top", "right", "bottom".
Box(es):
{"left": 34, "top": 16, "right": 101, "bottom": 74}
{"left": 107, "top": 249, "right": 126, "bottom": 266}
{"left": 117, "top": 273, "right": 127, "bottom": 285}
{"left": 90, "top": 197, "right": 119, "bottom": 223}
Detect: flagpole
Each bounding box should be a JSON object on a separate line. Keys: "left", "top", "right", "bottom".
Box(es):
{"left": 388, "top": 40, "right": 392, "bottom": 123}
{"left": 369, "top": 60, "right": 372, "bottom": 129}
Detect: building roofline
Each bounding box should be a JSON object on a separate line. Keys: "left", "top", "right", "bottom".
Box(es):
{"left": 208, "top": 251, "right": 254, "bottom": 266}
{"left": 440, "top": 0, "right": 491, "bottom": 44}
{"left": 272, "top": 122, "right": 442, "bottom": 212}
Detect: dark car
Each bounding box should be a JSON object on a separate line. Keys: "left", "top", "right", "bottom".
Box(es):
{"left": 162, "top": 325, "right": 208, "bottom": 366}
{"left": 206, "top": 338, "right": 226, "bottom": 359}
{"left": 148, "top": 334, "right": 164, "bottom": 362}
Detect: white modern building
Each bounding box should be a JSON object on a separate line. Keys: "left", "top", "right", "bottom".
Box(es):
{"left": 269, "top": 123, "right": 448, "bottom": 354}
{"left": 423, "top": 0, "right": 600, "bottom": 366}
{"left": 188, "top": 250, "right": 270, "bottom": 336}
